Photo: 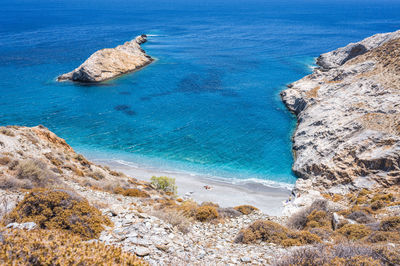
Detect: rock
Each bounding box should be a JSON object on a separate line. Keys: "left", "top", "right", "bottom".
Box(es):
{"left": 156, "top": 244, "right": 169, "bottom": 252}
{"left": 316, "top": 29, "right": 400, "bottom": 70}
{"left": 281, "top": 30, "right": 400, "bottom": 194}
{"left": 57, "top": 34, "right": 153, "bottom": 83}
{"left": 134, "top": 246, "right": 151, "bottom": 257}
{"left": 6, "top": 222, "right": 37, "bottom": 231}
{"left": 241, "top": 257, "right": 251, "bottom": 263}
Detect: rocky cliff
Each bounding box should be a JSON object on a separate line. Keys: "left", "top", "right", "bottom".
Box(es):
{"left": 281, "top": 30, "right": 400, "bottom": 194}
{"left": 58, "top": 35, "right": 153, "bottom": 82}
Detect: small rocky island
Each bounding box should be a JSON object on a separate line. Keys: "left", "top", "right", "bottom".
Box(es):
{"left": 57, "top": 35, "right": 153, "bottom": 82}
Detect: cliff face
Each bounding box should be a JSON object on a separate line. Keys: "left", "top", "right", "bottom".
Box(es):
{"left": 58, "top": 35, "right": 153, "bottom": 83}
{"left": 281, "top": 30, "right": 400, "bottom": 194}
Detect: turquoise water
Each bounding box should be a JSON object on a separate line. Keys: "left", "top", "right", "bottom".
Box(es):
{"left": 1, "top": 0, "right": 400, "bottom": 186}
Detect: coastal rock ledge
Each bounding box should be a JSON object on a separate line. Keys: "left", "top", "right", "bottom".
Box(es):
{"left": 281, "top": 29, "right": 400, "bottom": 193}
{"left": 57, "top": 35, "right": 153, "bottom": 82}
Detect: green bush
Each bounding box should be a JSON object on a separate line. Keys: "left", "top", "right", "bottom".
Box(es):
{"left": 150, "top": 176, "right": 177, "bottom": 194}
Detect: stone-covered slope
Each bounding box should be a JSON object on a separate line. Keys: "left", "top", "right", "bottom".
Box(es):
{"left": 281, "top": 30, "right": 400, "bottom": 193}
{"left": 58, "top": 35, "right": 153, "bottom": 82}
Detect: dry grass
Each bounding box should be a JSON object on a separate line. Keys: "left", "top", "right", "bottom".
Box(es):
{"left": 16, "top": 159, "right": 56, "bottom": 188}
{"left": 274, "top": 243, "right": 384, "bottom": 266}
{"left": 151, "top": 209, "right": 190, "bottom": 233}
{"left": 0, "top": 228, "right": 146, "bottom": 265}
{"left": 305, "top": 86, "right": 320, "bottom": 98}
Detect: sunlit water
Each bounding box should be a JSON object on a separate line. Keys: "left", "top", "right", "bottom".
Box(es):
{"left": 1, "top": 0, "right": 400, "bottom": 187}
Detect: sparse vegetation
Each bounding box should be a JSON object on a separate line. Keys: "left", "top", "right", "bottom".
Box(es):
{"left": 195, "top": 206, "right": 219, "bottom": 222}
{"left": 337, "top": 224, "right": 371, "bottom": 240}
{"left": 151, "top": 209, "right": 190, "bottom": 233}
{"left": 235, "top": 220, "right": 321, "bottom": 246}
{"left": 380, "top": 216, "right": 400, "bottom": 231}
{"left": 0, "top": 127, "right": 15, "bottom": 137}
{"left": 0, "top": 156, "right": 11, "bottom": 165}
{"left": 234, "top": 205, "right": 259, "bottom": 215}
{"left": 0, "top": 228, "right": 146, "bottom": 265}
{"left": 4, "top": 189, "right": 112, "bottom": 239}
{"left": 150, "top": 176, "right": 177, "bottom": 194}
{"left": 114, "top": 186, "right": 150, "bottom": 198}
{"left": 288, "top": 199, "right": 329, "bottom": 230}
{"left": 274, "top": 244, "right": 383, "bottom": 266}
{"left": 74, "top": 154, "right": 91, "bottom": 167}
{"left": 16, "top": 159, "right": 56, "bottom": 188}
{"left": 87, "top": 170, "right": 106, "bottom": 180}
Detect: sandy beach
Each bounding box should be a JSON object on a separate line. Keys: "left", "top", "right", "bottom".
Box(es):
{"left": 92, "top": 158, "right": 293, "bottom": 216}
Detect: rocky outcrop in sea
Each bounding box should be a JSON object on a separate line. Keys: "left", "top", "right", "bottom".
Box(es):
{"left": 58, "top": 35, "right": 153, "bottom": 82}
{"left": 281, "top": 30, "right": 400, "bottom": 195}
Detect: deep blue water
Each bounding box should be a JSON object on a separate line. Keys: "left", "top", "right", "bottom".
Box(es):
{"left": 1, "top": 0, "right": 400, "bottom": 186}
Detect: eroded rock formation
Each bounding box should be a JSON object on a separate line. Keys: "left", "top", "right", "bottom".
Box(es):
{"left": 58, "top": 35, "right": 153, "bottom": 82}
{"left": 281, "top": 30, "right": 400, "bottom": 193}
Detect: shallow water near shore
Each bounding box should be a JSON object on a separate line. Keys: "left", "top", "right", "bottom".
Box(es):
{"left": 1, "top": 0, "right": 400, "bottom": 188}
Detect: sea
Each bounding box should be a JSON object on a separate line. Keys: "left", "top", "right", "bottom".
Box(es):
{"left": 1, "top": 0, "right": 399, "bottom": 188}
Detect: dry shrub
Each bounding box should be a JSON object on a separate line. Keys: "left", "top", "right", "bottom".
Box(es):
{"left": 0, "top": 156, "right": 11, "bottom": 165}
{"left": 346, "top": 211, "right": 375, "bottom": 224}
{"left": 274, "top": 243, "right": 381, "bottom": 266}
{"left": 87, "top": 170, "right": 105, "bottom": 180}
{"left": 336, "top": 224, "right": 371, "bottom": 240}
{"left": 114, "top": 187, "right": 150, "bottom": 198}
{"left": 234, "top": 205, "right": 259, "bottom": 215}
{"left": 155, "top": 198, "right": 178, "bottom": 210}
{"left": 217, "top": 207, "right": 242, "bottom": 218}
{"left": 0, "top": 175, "right": 32, "bottom": 190}
{"left": 201, "top": 201, "right": 219, "bottom": 208}
{"left": 0, "top": 128, "right": 15, "bottom": 137}
{"left": 8, "top": 160, "right": 19, "bottom": 170}
{"left": 366, "top": 231, "right": 400, "bottom": 243}
{"left": 373, "top": 245, "right": 400, "bottom": 265}
{"left": 380, "top": 216, "right": 400, "bottom": 231}
{"left": 177, "top": 200, "right": 198, "bottom": 218}
{"left": 235, "top": 220, "right": 321, "bottom": 246}
{"left": 109, "top": 170, "right": 124, "bottom": 177}
{"left": 74, "top": 154, "right": 91, "bottom": 167}
{"left": 195, "top": 206, "right": 219, "bottom": 222}
{"left": 151, "top": 209, "right": 190, "bottom": 233}
{"left": 44, "top": 152, "right": 63, "bottom": 167}
{"left": 308, "top": 227, "right": 333, "bottom": 241}
{"left": 16, "top": 159, "right": 56, "bottom": 188}
{"left": 288, "top": 199, "right": 331, "bottom": 230}
{"left": 0, "top": 229, "right": 146, "bottom": 265}
{"left": 4, "top": 189, "right": 112, "bottom": 239}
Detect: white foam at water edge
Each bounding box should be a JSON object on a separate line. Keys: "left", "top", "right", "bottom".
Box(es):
{"left": 147, "top": 34, "right": 161, "bottom": 37}
{"left": 108, "top": 158, "right": 295, "bottom": 191}
{"left": 114, "top": 159, "right": 139, "bottom": 168}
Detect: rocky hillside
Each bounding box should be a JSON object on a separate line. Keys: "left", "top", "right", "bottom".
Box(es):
{"left": 0, "top": 125, "right": 288, "bottom": 265}
{"left": 281, "top": 30, "right": 400, "bottom": 195}
{"left": 57, "top": 35, "right": 153, "bottom": 82}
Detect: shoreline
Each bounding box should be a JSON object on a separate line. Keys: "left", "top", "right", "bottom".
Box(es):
{"left": 91, "top": 158, "right": 293, "bottom": 216}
